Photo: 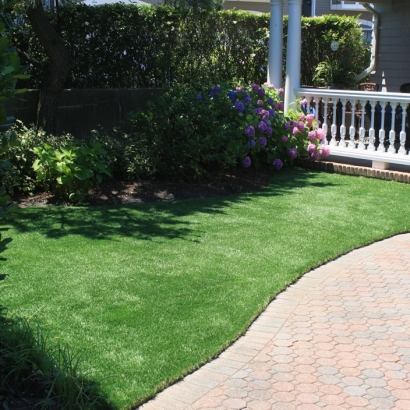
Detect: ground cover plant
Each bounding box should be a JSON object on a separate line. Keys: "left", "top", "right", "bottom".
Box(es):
{"left": 3, "top": 169, "right": 410, "bottom": 409}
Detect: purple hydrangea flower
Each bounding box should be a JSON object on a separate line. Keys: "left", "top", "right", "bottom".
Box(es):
{"left": 254, "top": 107, "right": 263, "bottom": 115}
{"left": 266, "top": 126, "right": 272, "bottom": 137}
{"left": 281, "top": 135, "right": 288, "bottom": 143}
{"left": 257, "top": 88, "right": 265, "bottom": 98}
{"left": 243, "top": 94, "right": 251, "bottom": 104}
{"left": 228, "top": 90, "right": 237, "bottom": 103}
{"left": 284, "top": 122, "right": 291, "bottom": 130}
{"left": 257, "top": 99, "right": 264, "bottom": 106}
{"left": 248, "top": 139, "right": 256, "bottom": 148}
{"left": 262, "top": 110, "right": 269, "bottom": 120}
{"left": 244, "top": 125, "right": 255, "bottom": 137}
{"left": 235, "top": 101, "right": 245, "bottom": 112}
{"left": 258, "top": 121, "right": 267, "bottom": 133}
{"left": 267, "top": 97, "right": 274, "bottom": 105}
{"left": 236, "top": 86, "right": 244, "bottom": 93}
{"left": 278, "top": 87, "right": 284, "bottom": 96}
{"left": 298, "top": 121, "right": 306, "bottom": 132}
{"left": 259, "top": 137, "right": 267, "bottom": 147}
{"left": 252, "top": 83, "right": 261, "bottom": 92}
{"left": 212, "top": 85, "right": 221, "bottom": 93}
{"left": 273, "top": 158, "right": 283, "bottom": 170}
{"left": 268, "top": 109, "right": 276, "bottom": 118}
{"left": 242, "top": 156, "right": 252, "bottom": 167}
{"left": 287, "top": 148, "right": 298, "bottom": 159}
{"left": 197, "top": 94, "right": 202, "bottom": 101}
{"left": 275, "top": 102, "right": 284, "bottom": 111}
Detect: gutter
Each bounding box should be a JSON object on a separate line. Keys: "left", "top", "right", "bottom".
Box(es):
{"left": 354, "top": 3, "right": 379, "bottom": 82}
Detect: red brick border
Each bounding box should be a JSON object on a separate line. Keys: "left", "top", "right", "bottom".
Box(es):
{"left": 295, "top": 158, "right": 410, "bottom": 183}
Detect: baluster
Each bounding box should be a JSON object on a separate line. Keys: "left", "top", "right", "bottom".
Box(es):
{"left": 322, "top": 98, "right": 328, "bottom": 143}
{"left": 313, "top": 95, "right": 319, "bottom": 126}
{"left": 377, "top": 101, "right": 386, "bottom": 152}
{"left": 359, "top": 99, "right": 366, "bottom": 147}
{"left": 368, "top": 101, "right": 376, "bottom": 151}
{"left": 388, "top": 102, "right": 397, "bottom": 154}
{"left": 330, "top": 98, "right": 337, "bottom": 146}
{"left": 348, "top": 99, "right": 356, "bottom": 149}
{"left": 339, "top": 99, "right": 347, "bottom": 147}
{"left": 398, "top": 103, "right": 407, "bottom": 155}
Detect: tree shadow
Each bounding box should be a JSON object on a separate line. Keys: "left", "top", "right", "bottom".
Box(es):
{"left": 11, "top": 168, "right": 342, "bottom": 242}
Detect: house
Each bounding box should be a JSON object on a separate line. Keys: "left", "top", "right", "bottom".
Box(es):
{"left": 224, "top": 0, "right": 373, "bottom": 31}
{"left": 268, "top": 0, "right": 410, "bottom": 170}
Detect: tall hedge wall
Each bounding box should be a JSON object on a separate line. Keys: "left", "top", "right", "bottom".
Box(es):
{"left": 11, "top": 5, "right": 368, "bottom": 89}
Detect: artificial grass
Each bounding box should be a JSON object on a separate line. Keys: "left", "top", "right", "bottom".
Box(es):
{"left": 3, "top": 168, "right": 410, "bottom": 409}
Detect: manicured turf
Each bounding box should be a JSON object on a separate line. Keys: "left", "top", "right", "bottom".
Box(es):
{"left": 3, "top": 168, "right": 410, "bottom": 409}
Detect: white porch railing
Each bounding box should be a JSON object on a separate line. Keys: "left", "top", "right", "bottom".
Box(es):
{"left": 294, "top": 88, "right": 410, "bottom": 169}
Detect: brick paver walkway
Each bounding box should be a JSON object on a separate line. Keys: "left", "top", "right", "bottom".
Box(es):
{"left": 139, "top": 234, "right": 410, "bottom": 410}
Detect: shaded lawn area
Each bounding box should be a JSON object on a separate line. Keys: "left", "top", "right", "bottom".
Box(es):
{"left": 3, "top": 168, "right": 410, "bottom": 409}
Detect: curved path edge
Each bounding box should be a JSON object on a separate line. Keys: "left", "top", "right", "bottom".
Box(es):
{"left": 138, "top": 234, "right": 410, "bottom": 410}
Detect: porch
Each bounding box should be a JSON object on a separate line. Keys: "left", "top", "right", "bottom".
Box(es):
{"left": 268, "top": 0, "right": 410, "bottom": 171}
{"left": 295, "top": 87, "right": 410, "bottom": 170}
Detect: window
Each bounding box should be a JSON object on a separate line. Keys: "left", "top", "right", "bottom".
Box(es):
{"left": 330, "top": 1, "right": 368, "bottom": 10}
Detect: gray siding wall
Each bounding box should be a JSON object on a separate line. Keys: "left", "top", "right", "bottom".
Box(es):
{"left": 371, "top": 0, "right": 410, "bottom": 92}
{"left": 224, "top": 0, "right": 371, "bottom": 19}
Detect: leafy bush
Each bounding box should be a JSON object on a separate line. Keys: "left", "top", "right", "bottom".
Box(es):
{"left": 0, "top": 123, "right": 75, "bottom": 195}
{"left": 10, "top": 7, "right": 368, "bottom": 89}
{"left": 128, "top": 82, "right": 330, "bottom": 179}
{"left": 32, "top": 141, "right": 112, "bottom": 203}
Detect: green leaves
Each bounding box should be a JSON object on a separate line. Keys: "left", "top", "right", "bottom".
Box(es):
{"left": 31, "top": 142, "right": 112, "bottom": 204}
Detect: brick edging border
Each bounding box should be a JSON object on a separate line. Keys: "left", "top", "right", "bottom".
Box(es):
{"left": 294, "top": 158, "right": 410, "bottom": 184}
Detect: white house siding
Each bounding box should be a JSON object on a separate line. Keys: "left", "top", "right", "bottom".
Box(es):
{"left": 371, "top": 0, "right": 410, "bottom": 92}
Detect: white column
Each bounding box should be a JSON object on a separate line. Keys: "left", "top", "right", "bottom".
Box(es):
{"left": 267, "top": 0, "right": 284, "bottom": 88}
{"left": 284, "top": 0, "right": 303, "bottom": 114}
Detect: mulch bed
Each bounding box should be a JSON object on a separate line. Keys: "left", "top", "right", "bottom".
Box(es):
{"left": 13, "top": 167, "right": 273, "bottom": 207}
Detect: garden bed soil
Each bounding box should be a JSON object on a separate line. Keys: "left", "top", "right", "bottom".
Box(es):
{"left": 13, "top": 167, "right": 273, "bottom": 207}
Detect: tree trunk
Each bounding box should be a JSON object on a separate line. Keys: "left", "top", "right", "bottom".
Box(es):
{"left": 26, "top": 3, "right": 72, "bottom": 134}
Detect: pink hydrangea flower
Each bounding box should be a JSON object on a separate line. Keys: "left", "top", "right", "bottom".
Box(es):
{"left": 308, "top": 143, "right": 317, "bottom": 154}
{"left": 308, "top": 130, "right": 317, "bottom": 141}
{"left": 320, "top": 145, "right": 330, "bottom": 156}
{"left": 292, "top": 126, "right": 299, "bottom": 135}
{"left": 300, "top": 113, "right": 306, "bottom": 121}
{"left": 316, "top": 128, "right": 325, "bottom": 141}
{"left": 257, "top": 99, "right": 264, "bottom": 106}
{"left": 300, "top": 98, "right": 307, "bottom": 106}
{"left": 278, "top": 88, "right": 284, "bottom": 96}
{"left": 298, "top": 122, "right": 305, "bottom": 132}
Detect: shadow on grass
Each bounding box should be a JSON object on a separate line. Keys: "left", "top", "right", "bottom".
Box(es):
{"left": 11, "top": 168, "right": 342, "bottom": 242}
{"left": 0, "top": 311, "right": 114, "bottom": 410}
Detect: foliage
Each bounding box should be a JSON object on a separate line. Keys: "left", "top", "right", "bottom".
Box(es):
{"left": 0, "top": 122, "right": 75, "bottom": 195}
{"left": 0, "top": 312, "right": 113, "bottom": 410}
{"left": 163, "top": 0, "right": 224, "bottom": 11}
{"left": 128, "top": 82, "right": 329, "bottom": 179}
{"left": 9, "top": 7, "right": 369, "bottom": 89}
{"left": 309, "top": 14, "right": 370, "bottom": 88}
{"left": 32, "top": 141, "right": 112, "bottom": 203}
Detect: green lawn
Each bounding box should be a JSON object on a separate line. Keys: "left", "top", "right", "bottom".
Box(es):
{"left": 3, "top": 168, "right": 410, "bottom": 409}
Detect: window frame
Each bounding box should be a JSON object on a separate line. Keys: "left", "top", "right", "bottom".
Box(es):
{"left": 330, "top": 1, "right": 368, "bottom": 11}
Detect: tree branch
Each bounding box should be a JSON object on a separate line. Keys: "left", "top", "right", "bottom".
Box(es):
{"left": 15, "top": 47, "right": 44, "bottom": 68}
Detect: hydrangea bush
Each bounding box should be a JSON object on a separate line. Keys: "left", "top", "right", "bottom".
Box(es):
{"left": 129, "top": 82, "right": 329, "bottom": 180}
{"left": 208, "top": 83, "right": 330, "bottom": 170}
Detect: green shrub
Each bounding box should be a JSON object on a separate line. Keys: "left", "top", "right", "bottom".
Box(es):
{"left": 10, "top": 7, "right": 368, "bottom": 89}
{"left": 32, "top": 141, "right": 112, "bottom": 203}
{"left": 0, "top": 123, "right": 75, "bottom": 195}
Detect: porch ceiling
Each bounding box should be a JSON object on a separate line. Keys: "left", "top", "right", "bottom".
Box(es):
{"left": 358, "top": 0, "right": 392, "bottom": 5}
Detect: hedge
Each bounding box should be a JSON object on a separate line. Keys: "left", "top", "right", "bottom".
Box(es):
{"left": 11, "top": 6, "right": 369, "bottom": 89}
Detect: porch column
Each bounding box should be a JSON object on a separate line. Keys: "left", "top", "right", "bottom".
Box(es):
{"left": 284, "top": 0, "right": 303, "bottom": 114}
{"left": 267, "top": 0, "right": 284, "bottom": 88}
